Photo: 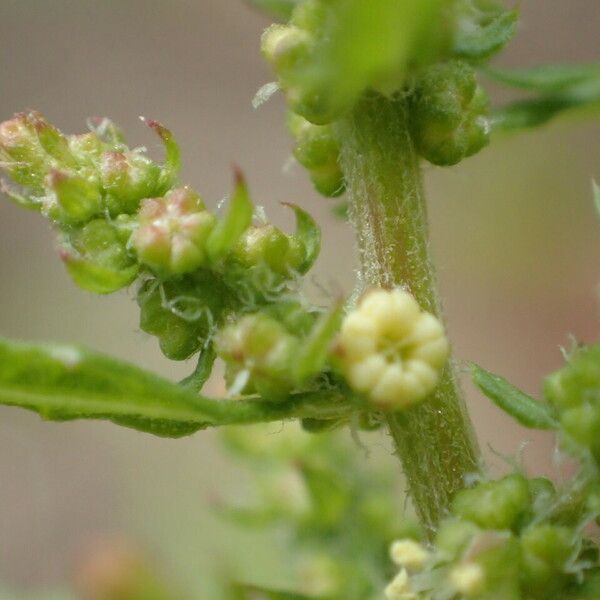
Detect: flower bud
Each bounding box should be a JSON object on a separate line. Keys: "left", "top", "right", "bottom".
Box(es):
{"left": 138, "top": 273, "right": 228, "bottom": 361}
{"left": 521, "top": 524, "right": 574, "bottom": 595}
{"left": 216, "top": 313, "right": 299, "bottom": 400}
{"left": 0, "top": 112, "right": 49, "bottom": 191}
{"left": 450, "top": 474, "right": 531, "bottom": 531}
{"left": 27, "top": 111, "right": 77, "bottom": 168}
{"left": 261, "top": 24, "right": 312, "bottom": 72}
{"left": 100, "top": 151, "right": 162, "bottom": 215}
{"left": 288, "top": 113, "right": 345, "bottom": 198}
{"left": 133, "top": 187, "right": 216, "bottom": 276}
{"left": 46, "top": 169, "right": 102, "bottom": 223}
{"left": 232, "top": 224, "right": 296, "bottom": 276}
{"left": 61, "top": 219, "right": 138, "bottom": 294}
{"left": 335, "top": 288, "right": 449, "bottom": 410}
{"left": 410, "top": 61, "right": 490, "bottom": 166}
{"left": 545, "top": 344, "right": 600, "bottom": 460}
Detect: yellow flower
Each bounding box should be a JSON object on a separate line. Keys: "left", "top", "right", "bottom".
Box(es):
{"left": 337, "top": 288, "right": 448, "bottom": 410}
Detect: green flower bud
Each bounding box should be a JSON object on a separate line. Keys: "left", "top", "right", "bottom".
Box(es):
{"left": 138, "top": 273, "right": 229, "bottom": 360}
{"left": 521, "top": 525, "right": 574, "bottom": 594}
{"left": 46, "top": 169, "right": 102, "bottom": 223}
{"left": 68, "top": 132, "right": 106, "bottom": 167}
{"left": 216, "top": 313, "right": 299, "bottom": 400}
{"left": 27, "top": 111, "right": 78, "bottom": 168}
{"left": 100, "top": 151, "right": 162, "bottom": 215}
{"left": 451, "top": 474, "right": 531, "bottom": 531}
{"left": 61, "top": 219, "right": 138, "bottom": 294}
{"left": 545, "top": 345, "right": 600, "bottom": 459}
{"left": 261, "top": 24, "right": 312, "bottom": 72}
{"left": 410, "top": 61, "right": 490, "bottom": 166}
{"left": 545, "top": 345, "right": 600, "bottom": 410}
{"left": 232, "top": 224, "right": 297, "bottom": 276}
{"left": 288, "top": 113, "right": 345, "bottom": 198}
{"left": 0, "top": 112, "right": 49, "bottom": 191}
{"left": 134, "top": 187, "right": 216, "bottom": 276}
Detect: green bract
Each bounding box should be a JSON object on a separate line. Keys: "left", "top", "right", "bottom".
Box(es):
{"left": 409, "top": 61, "right": 491, "bottom": 166}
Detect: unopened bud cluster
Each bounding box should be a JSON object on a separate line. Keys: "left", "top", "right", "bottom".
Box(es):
{"left": 335, "top": 288, "right": 449, "bottom": 410}
{"left": 409, "top": 61, "right": 490, "bottom": 166}
{"left": 385, "top": 473, "right": 597, "bottom": 599}
{"left": 545, "top": 344, "right": 600, "bottom": 464}
{"left": 259, "top": 0, "right": 516, "bottom": 195}
{"left": 0, "top": 113, "right": 319, "bottom": 363}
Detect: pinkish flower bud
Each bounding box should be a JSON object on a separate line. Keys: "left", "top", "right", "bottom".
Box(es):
{"left": 133, "top": 187, "right": 216, "bottom": 275}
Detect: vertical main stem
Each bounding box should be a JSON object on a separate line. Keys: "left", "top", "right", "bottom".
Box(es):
{"left": 338, "top": 94, "right": 480, "bottom": 535}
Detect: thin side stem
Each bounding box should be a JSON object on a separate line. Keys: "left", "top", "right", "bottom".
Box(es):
{"left": 338, "top": 94, "right": 480, "bottom": 534}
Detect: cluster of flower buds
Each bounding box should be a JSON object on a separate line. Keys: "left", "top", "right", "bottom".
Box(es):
{"left": 0, "top": 113, "right": 323, "bottom": 363}
{"left": 0, "top": 111, "right": 179, "bottom": 293}
{"left": 409, "top": 61, "right": 491, "bottom": 166}
{"left": 545, "top": 344, "right": 600, "bottom": 465}
{"left": 260, "top": 0, "right": 516, "bottom": 129}
{"left": 334, "top": 288, "right": 449, "bottom": 411}
{"left": 261, "top": 0, "right": 450, "bottom": 126}
{"left": 385, "top": 473, "right": 597, "bottom": 599}
{"left": 287, "top": 113, "right": 345, "bottom": 198}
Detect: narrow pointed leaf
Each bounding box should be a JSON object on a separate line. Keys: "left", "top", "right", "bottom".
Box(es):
{"left": 206, "top": 170, "right": 253, "bottom": 262}
{"left": 284, "top": 202, "right": 321, "bottom": 274}
{"left": 489, "top": 64, "right": 600, "bottom": 132}
{"left": 484, "top": 63, "right": 600, "bottom": 94}
{"left": 472, "top": 364, "right": 557, "bottom": 430}
{"left": 292, "top": 302, "right": 343, "bottom": 385}
{"left": 0, "top": 337, "right": 351, "bottom": 437}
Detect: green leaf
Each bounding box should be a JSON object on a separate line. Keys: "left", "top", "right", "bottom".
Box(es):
{"left": 472, "top": 364, "right": 557, "bottom": 430}
{"left": 246, "top": 0, "right": 300, "bottom": 21}
{"left": 292, "top": 302, "right": 343, "bottom": 385}
{"left": 61, "top": 251, "right": 139, "bottom": 294}
{"left": 491, "top": 92, "right": 600, "bottom": 132}
{"left": 453, "top": 2, "right": 519, "bottom": 62}
{"left": 484, "top": 63, "right": 600, "bottom": 94}
{"left": 0, "top": 337, "right": 351, "bottom": 437}
{"left": 488, "top": 63, "right": 600, "bottom": 132}
{"left": 284, "top": 202, "right": 321, "bottom": 274}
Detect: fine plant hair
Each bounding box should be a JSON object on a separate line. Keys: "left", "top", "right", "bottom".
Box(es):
{"left": 1, "top": 1, "right": 600, "bottom": 598}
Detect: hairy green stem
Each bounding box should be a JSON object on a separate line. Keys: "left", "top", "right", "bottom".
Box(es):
{"left": 338, "top": 93, "right": 480, "bottom": 534}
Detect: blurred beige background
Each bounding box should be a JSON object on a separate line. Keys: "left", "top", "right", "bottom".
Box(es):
{"left": 0, "top": 0, "right": 599, "bottom": 596}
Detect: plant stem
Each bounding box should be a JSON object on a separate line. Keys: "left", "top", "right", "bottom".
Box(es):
{"left": 338, "top": 93, "right": 480, "bottom": 535}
